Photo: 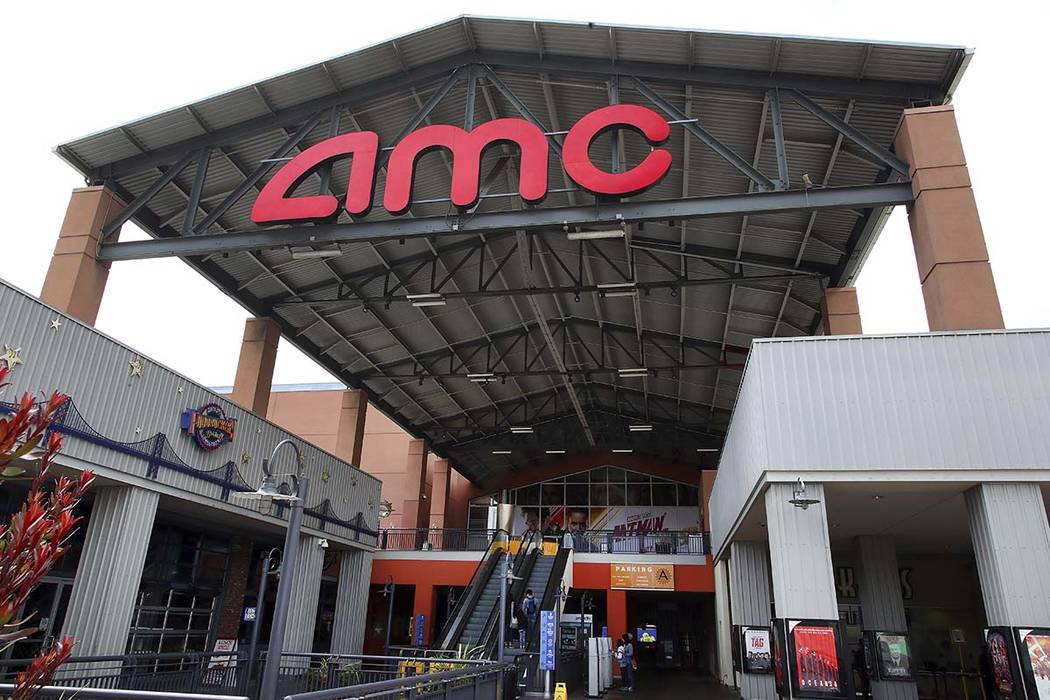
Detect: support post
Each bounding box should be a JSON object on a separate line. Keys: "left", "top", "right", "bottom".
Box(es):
{"left": 765, "top": 482, "right": 838, "bottom": 620}
{"left": 894, "top": 105, "right": 1004, "bottom": 331}
{"left": 40, "top": 186, "right": 126, "bottom": 326}
{"left": 331, "top": 549, "right": 375, "bottom": 654}
{"left": 399, "top": 439, "right": 428, "bottom": 530}
{"left": 282, "top": 534, "right": 326, "bottom": 654}
{"left": 430, "top": 458, "right": 452, "bottom": 531}
{"left": 714, "top": 559, "right": 734, "bottom": 687}
{"left": 334, "top": 388, "right": 369, "bottom": 466}
{"left": 230, "top": 317, "right": 281, "bottom": 416}
{"left": 856, "top": 536, "right": 918, "bottom": 700}
{"left": 729, "top": 542, "right": 776, "bottom": 699}
{"left": 822, "top": 287, "right": 863, "bottom": 335}
{"left": 61, "top": 486, "right": 159, "bottom": 656}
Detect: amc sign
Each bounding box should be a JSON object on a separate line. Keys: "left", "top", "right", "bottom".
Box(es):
{"left": 251, "top": 104, "right": 673, "bottom": 224}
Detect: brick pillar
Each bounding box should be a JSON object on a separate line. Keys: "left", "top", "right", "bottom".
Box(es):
{"left": 412, "top": 584, "right": 435, "bottom": 646}
{"left": 215, "top": 537, "right": 253, "bottom": 641}
{"left": 40, "top": 186, "right": 125, "bottom": 326}
{"left": 230, "top": 317, "right": 281, "bottom": 415}
{"left": 822, "top": 287, "right": 863, "bottom": 335}
{"left": 608, "top": 589, "right": 628, "bottom": 678}
{"left": 334, "top": 389, "right": 368, "bottom": 466}
{"left": 399, "top": 439, "right": 428, "bottom": 529}
{"left": 894, "top": 105, "right": 1004, "bottom": 331}
{"left": 430, "top": 458, "right": 451, "bottom": 529}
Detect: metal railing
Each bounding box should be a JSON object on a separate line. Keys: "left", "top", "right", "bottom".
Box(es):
{"left": 280, "top": 660, "right": 513, "bottom": 700}
{"left": 378, "top": 528, "right": 710, "bottom": 555}
{"left": 0, "top": 684, "right": 249, "bottom": 700}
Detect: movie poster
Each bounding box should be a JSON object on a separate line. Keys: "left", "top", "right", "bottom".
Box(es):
{"left": 988, "top": 628, "right": 1019, "bottom": 700}
{"left": 790, "top": 623, "right": 841, "bottom": 695}
{"left": 742, "top": 627, "right": 773, "bottom": 674}
{"left": 773, "top": 619, "right": 787, "bottom": 697}
{"left": 1018, "top": 629, "right": 1050, "bottom": 700}
{"left": 874, "top": 633, "right": 913, "bottom": 681}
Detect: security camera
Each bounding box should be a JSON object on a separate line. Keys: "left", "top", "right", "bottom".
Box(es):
{"left": 318, "top": 538, "right": 329, "bottom": 549}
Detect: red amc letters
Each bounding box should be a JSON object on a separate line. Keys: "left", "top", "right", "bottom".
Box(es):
{"left": 251, "top": 104, "right": 672, "bottom": 224}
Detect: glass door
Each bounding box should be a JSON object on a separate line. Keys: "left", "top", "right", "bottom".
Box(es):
{"left": 3, "top": 578, "right": 74, "bottom": 660}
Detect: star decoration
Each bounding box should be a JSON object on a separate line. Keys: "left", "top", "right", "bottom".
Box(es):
{"left": 49, "top": 318, "right": 62, "bottom": 331}
{"left": 129, "top": 358, "right": 144, "bottom": 378}
{"left": 177, "top": 386, "right": 184, "bottom": 394}
{"left": 241, "top": 451, "right": 251, "bottom": 465}
{"left": 351, "top": 474, "right": 358, "bottom": 487}
{"left": 1, "top": 345, "right": 23, "bottom": 369}
{"left": 134, "top": 426, "right": 142, "bottom": 434}
{"left": 321, "top": 469, "right": 331, "bottom": 482}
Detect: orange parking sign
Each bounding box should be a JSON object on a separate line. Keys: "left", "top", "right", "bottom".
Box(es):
{"left": 610, "top": 564, "right": 675, "bottom": 590}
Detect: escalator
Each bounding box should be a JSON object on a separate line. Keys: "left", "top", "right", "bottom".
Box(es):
{"left": 519, "top": 546, "right": 572, "bottom": 692}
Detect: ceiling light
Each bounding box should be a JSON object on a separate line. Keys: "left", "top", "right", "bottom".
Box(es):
{"left": 510, "top": 426, "right": 533, "bottom": 434}
{"left": 696, "top": 448, "right": 719, "bottom": 453}
{"left": 492, "top": 450, "right": 512, "bottom": 455}
{"left": 289, "top": 247, "right": 341, "bottom": 259}
{"left": 468, "top": 372, "right": 496, "bottom": 383}
{"left": 567, "top": 229, "right": 625, "bottom": 241}
{"left": 628, "top": 424, "right": 652, "bottom": 432}
{"left": 618, "top": 367, "right": 649, "bottom": 378}
{"left": 407, "top": 293, "right": 447, "bottom": 307}
{"left": 597, "top": 281, "right": 638, "bottom": 299}
{"left": 872, "top": 495, "right": 883, "bottom": 501}
{"left": 612, "top": 449, "right": 633, "bottom": 453}
{"left": 545, "top": 449, "right": 566, "bottom": 454}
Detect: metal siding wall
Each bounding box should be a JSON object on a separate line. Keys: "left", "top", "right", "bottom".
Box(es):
{"left": 0, "top": 281, "right": 381, "bottom": 549}
{"left": 714, "top": 559, "right": 735, "bottom": 686}
{"left": 283, "top": 536, "right": 326, "bottom": 653}
{"left": 710, "top": 330, "right": 1050, "bottom": 558}
{"left": 730, "top": 542, "right": 776, "bottom": 700}
{"left": 965, "top": 483, "right": 1050, "bottom": 626}
{"left": 331, "top": 549, "right": 374, "bottom": 654}
{"left": 856, "top": 536, "right": 918, "bottom": 700}
{"left": 764, "top": 482, "right": 838, "bottom": 620}
{"left": 61, "top": 486, "right": 159, "bottom": 656}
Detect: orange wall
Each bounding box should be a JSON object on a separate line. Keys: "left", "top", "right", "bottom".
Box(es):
{"left": 371, "top": 558, "right": 479, "bottom": 644}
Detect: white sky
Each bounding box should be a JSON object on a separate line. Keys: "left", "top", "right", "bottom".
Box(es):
{"left": 1, "top": 0, "right": 1047, "bottom": 388}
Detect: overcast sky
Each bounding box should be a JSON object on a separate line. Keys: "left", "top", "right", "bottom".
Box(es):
{"left": 1, "top": 0, "right": 1046, "bottom": 388}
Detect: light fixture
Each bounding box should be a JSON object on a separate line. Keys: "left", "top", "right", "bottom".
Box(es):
{"left": 407, "top": 293, "right": 447, "bottom": 307}
{"left": 789, "top": 478, "right": 821, "bottom": 510}
{"left": 378, "top": 499, "right": 393, "bottom": 519}
{"left": 696, "top": 448, "right": 719, "bottom": 453}
{"left": 567, "top": 228, "right": 626, "bottom": 241}
{"left": 492, "top": 450, "right": 512, "bottom": 455}
{"left": 468, "top": 372, "right": 496, "bottom": 383}
{"left": 289, "top": 247, "right": 342, "bottom": 260}
{"left": 628, "top": 424, "right": 653, "bottom": 432}
{"left": 618, "top": 367, "right": 649, "bottom": 378}
{"left": 510, "top": 426, "right": 534, "bottom": 434}
{"left": 597, "top": 281, "right": 638, "bottom": 298}
{"left": 612, "top": 449, "right": 633, "bottom": 453}
{"left": 545, "top": 449, "right": 566, "bottom": 454}
{"left": 872, "top": 494, "right": 883, "bottom": 501}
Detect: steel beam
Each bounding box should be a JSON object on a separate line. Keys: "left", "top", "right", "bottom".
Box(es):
{"left": 97, "top": 182, "right": 914, "bottom": 261}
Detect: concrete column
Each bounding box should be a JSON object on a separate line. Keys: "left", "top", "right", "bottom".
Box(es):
{"left": 822, "top": 287, "right": 863, "bottom": 335}
{"left": 730, "top": 542, "right": 776, "bottom": 700}
{"left": 894, "top": 105, "right": 1004, "bottom": 331}
{"left": 965, "top": 483, "right": 1050, "bottom": 626}
{"left": 40, "top": 186, "right": 125, "bottom": 326}
{"left": 412, "top": 584, "right": 436, "bottom": 646}
{"left": 608, "top": 588, "right": 628, "bottom": 680}
{"left": 334, "top": 389, "right": 368, "bottom": 466}
{"left": 856, "top": 536, "right": 918, "bottom": 700}
{"left": 714, "top": 559, "right": 734, "bottom": 686}
{"left": 283, "top": 535, "right": 326, "bottom": 653}
{"left": 214, "top": 537, "right": 253, "bottom": 642}
{"left": 331, "top": 548, "right": 374, "bottom": 654}
{"left": 399, "top": 439, "right": 428, "bottom": 529}
{"left": 230, "top": 317, "right": 281, "bottom": 416}
{"left": 61, "top": 486, "right": 159, "bottom": 656}
{"left": 764, "top": 482, "right": 838, "bottom": 619}
{"left": 430, "top": 458, "right": 451, "bottom": 529}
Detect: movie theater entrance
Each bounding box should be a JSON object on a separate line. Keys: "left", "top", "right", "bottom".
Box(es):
{"left": 626, "top": 591, "right": 717, "bottom": 675}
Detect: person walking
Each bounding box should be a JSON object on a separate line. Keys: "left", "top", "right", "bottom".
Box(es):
{"left": 618, "top": 633, "right": 635, "bottom": 692}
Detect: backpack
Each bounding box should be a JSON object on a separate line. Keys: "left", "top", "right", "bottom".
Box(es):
{"left": 523, "top": 596, "right": 538, "bottom": 616}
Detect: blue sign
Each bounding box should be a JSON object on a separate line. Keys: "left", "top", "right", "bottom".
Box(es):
{"left": 540, "top": 610, "right": 556, "bottom": 670}
{"left": 414, "top": 613, "right": 426, "bottom": 646}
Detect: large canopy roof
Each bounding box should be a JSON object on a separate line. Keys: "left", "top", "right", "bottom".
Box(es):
{"left": 55, "top": 17, "right": 969, "bottom": 483}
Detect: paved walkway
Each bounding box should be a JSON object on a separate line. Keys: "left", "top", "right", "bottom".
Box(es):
{"left": 568, "top": 673, "right": 738, "bottom": 700}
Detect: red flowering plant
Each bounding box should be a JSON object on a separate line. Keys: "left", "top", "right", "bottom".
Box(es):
{"left": 0, "top": 365, "right": 94, "bottom": 699}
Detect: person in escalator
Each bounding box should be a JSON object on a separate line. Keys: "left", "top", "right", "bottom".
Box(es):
{"left": 522, "top": 589, "right": 539, "bottom": 646}
{"left": 514, "top": 601, "right": 527, "bottom": 648}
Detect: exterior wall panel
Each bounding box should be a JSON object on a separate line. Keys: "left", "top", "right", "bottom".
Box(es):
{"left": 712, "top": 330, "right": 1050, "bottom": 556}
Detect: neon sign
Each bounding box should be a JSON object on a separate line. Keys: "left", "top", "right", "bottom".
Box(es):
{"left": 251, "top": 104, "right": 672, "bottom": 224}
{"left": 180, "top": 403, "right": 236, "bottom": 451}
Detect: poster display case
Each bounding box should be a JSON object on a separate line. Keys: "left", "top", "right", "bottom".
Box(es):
{"left": 773, "top": 619, "right": 788, "bottom": 697}
{"left": 785, "top": 619, "right": 848, "bottom": 698}
{"left": 1016, "top": 627, "right": 1050, "bottom": 700}
{"left": 987, "top": 627, "right": 1024, "bottom": 700}
{"left": 873, "top": 631, "right": 914, "bottom": 681}
{"left": 740, "top": 626, "right": 774, "bottom": 674}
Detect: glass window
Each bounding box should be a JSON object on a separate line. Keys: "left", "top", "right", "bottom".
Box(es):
{"left": 606, "top": 467, "right": 626, "bottom": 483}
{"left": 625, "top": 470, "right": 649, "bottom": 483}
{"left": 565, "top": 484, "right": 588, "bottom": 505}
{"left": 565, "top": 470, "right": 588, "bottom": 483}
{"left": 589, "top": 467, "right": 608, "bottom": 483}
{"left": 589, "top": 484, "right": 608, "bottom": 506}
{"left": 652, "top": 483, "right": 677, "bottom": 506}
{"left": 518, "top": 485, "right": 540, "bottom": 505}
{"left": 541, "top": 483, "right": 564, "bottom": 507}
{"left": 608, "top": 483, "right": 626, "bottom": 506}
{"left": 627, "top": 483, "right": 650, "bottom": 506}
{"left": 677, "top": 484, "right": 699, "bottom": 507}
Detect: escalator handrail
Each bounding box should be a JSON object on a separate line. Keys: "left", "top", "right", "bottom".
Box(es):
{"left": 476, "top": 528, "right": 538, "bottom": 658}
{"left": 436, "top": 528, "right": 508, "bottom": 650}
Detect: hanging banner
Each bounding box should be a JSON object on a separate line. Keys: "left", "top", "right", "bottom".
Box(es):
{"left": 540, "top": 610, "right": 557, "bottom": 671}
{"left": 610, "top": 564, "right": 674, "bottom": 591}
